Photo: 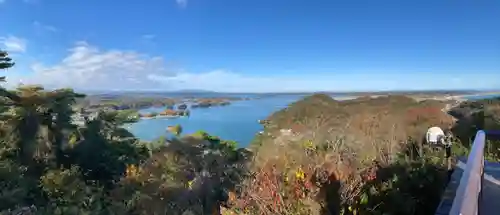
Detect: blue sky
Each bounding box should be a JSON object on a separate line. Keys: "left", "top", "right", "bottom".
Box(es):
{"left": 0, "top": 0, "right": 499, "bottom": 92}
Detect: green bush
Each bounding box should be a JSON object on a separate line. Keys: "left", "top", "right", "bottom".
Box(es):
{"left": 39, "top": 166, "right": 109, "bottom": 215}
{"left": 0, "top": 160, "right": 38, "bottom": 212}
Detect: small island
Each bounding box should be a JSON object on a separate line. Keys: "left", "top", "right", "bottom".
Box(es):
{"left": 140, "top": 108, "right": 190, "bottom": 119}
{"left": 191, "top": 98, "right": 232, "bottom": 108}
{"left": 177, "top": 103, "right": 188, "bottom": 110}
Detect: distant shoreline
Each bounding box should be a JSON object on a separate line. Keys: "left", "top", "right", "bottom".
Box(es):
{"left": 409, "top": 91, "right": 500, "bottom": 102}
{"left": 84, "top": 90, "right": 499, "bottom": 97}
{"left": 140, "top": 115, "right": 186, "bottom": 120}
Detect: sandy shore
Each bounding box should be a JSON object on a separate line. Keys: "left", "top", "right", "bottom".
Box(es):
{"left": 410, "top": 95, "right": 465, "bottom": 102}
{"left": 411, "top": 92, "right": 500, "bottom": 102}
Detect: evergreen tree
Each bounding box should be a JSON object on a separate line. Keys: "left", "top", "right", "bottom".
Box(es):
{"left": 0, "top": 50, "right": 15, "bottom": 81}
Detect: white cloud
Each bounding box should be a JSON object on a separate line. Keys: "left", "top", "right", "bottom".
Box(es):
{"left": 22, "top": 41, "right": 174, "bottom": 90}
{"left": 33, "top": 21, "right": 58, "bottom": 32}
{"left": 176, "top": 0, "right": 187, "bottom": 8}
{"left": 16, "top": 41, "right": 339, "bottom": 92}
{"left": 8, "top": 42, "right": 499, "bottom": 92}
{"left": 0, "top": 36, "right": 27, "bottom": 53}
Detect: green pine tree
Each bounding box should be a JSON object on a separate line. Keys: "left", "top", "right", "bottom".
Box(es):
{"left": 0, "top": 50, "right": 15, "bottom": 81}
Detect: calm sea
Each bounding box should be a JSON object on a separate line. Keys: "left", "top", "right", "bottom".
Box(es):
{"left": 462, "top": 94, "right": 500, "bottom": 101}
{"left": 128, "top": 94, "right": 355, "bottom": 147}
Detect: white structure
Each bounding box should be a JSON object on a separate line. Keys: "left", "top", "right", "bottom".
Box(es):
{"left": 280, "top": 129, "right": 292, "bottom": 136}
{"left": 426, "top": 126, "right": 447, "bottom": 145}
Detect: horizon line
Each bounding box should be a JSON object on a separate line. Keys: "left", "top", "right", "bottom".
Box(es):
{"left": 79, "top": 89, "right": 500, "bottom": 95}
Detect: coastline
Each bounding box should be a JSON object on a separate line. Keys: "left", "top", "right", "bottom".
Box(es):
{"left": 128, "top": 92, "right": 500, "bottom": 147}
{"left": 411, "top": 92, "right": 500, "bottom": 102}
{"left": 140, "top": 115, "right": 186, "bottom": 120}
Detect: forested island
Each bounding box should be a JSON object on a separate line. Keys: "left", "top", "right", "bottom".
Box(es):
{"left": 1, "top": 50, "right": 500, "bottom": 215}
{"left": 70, "top": 93, "right": 242, "bottom": 123}
{"left": 77, "top": 94, "right": 242, "bottom": 110}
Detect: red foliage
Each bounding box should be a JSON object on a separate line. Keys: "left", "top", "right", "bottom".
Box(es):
{"left": 290, "top": 123, "right": 307, "bottom": 133}
{"left": 406, "top": 107, "right": 442, "bottom": 116}
{"left": 405, "top": 106, "right": 448, "bottom": 126}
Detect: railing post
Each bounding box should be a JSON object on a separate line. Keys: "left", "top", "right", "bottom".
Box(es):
{"left": 477, "top": 155, "right": 486, "bottom": 215}
{"left": 449, "top": 130, "right": 486, "bottom": 215}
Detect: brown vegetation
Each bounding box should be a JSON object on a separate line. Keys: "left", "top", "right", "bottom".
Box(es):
{"left": 139, "top": 112, "right": 158, "bottom": 118}
{"left": 230, "top": 94, "right": 454, "bottom": 215}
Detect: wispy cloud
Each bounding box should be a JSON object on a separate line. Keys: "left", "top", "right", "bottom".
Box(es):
{"left": 6, "top": 41, "right": 499, "bottom": 92}
{"left": 14, "top": 42, "right": 321, "bottom": 92}
{"left": 0, "top": 36, "right": 27, "bottom": 53}
{"left": 33, "top": 21, "right": 58, "bottom": 32}
{"left": 175, "top": 0, "right": 187, "bottom": 8}
{"left": 142, "top": 34, "right": 156, "bottom": 40}
{"left": 22, "top": 41, "right": 173, "bottom": 90}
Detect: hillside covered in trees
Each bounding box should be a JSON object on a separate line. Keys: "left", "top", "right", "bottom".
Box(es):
{"left": 449, "top": 97, "right": 500, "bottom": 160}
{"left": 235, "top": 93, "right": 456, "bottom": 215}
{"left": 235, "top": 92, "right": 500, "bottom": 215}
{"left": 0, "top": 50, "right": 251, "bottom": 215}
{"left": 1, "top": 49, "right": 499, "bottom": 215}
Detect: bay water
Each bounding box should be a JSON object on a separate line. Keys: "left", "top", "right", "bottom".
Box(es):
{"left": 128, "top": 95, "right": 303, "bottom": 147}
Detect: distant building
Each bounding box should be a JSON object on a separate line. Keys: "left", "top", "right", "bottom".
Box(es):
{"left": 70, "top": 111, "right": 99, "bottom": 126}
{"left": 71, "top": 113, "right": 86, "bottom": 126}
{"left": 280, "top": 129, "right": 293, "bottom": 136}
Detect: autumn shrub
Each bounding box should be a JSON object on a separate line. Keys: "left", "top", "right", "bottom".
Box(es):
{"left": 234, "top": 94, "right": 455, "bottom": 215}
{"left": 346, "top": 145, "right": 450, "bottom": 215}
{"left": 110, "top": 132, "right": 252, "bottom": 215}
{"left": 235, "top": 136, "right": 451, "bottom": 215}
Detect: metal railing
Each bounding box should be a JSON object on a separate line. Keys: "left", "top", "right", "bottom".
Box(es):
{"left": 449, "top": 130, "right": 485, "bottom": 215}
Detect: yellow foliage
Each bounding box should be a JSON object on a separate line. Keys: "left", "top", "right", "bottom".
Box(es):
{"left": 303, "top": 139, "right": 315, "bottom": 150}
{"left": 295, "top": 167, "right": 305, "bottom": 181}
{"left": 187, "top": 179, "right": 195, "bottom": 190}
{"left": 125, "top": 164, "right": 139, "bottom": 178}
{"left": 69, "top": 134, "right": 78, "bottom": 146}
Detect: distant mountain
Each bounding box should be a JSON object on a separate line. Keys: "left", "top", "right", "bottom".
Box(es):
{"left": 170, "top": 89, "right": 218, "bottom": 93}
{"left": 82, "top": 89, "right": 217, "bottom": 95}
